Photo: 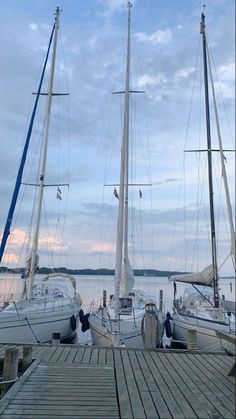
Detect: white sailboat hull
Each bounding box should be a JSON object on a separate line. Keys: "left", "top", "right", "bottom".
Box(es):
{"left": 89, "top": 303, "right": 165, "bottom": 348}
{"left": 89, "top": 313, "right": 144, "bottom": 348}
{"left": 173, "top": 312, "right": 234, "bottom": 351}
{"left": 0, "top": 304, "right": 80, "bottom": 344}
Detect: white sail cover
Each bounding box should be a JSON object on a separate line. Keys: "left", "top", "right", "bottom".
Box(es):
{"left": 42, "top": 273, "right": 76, "bottom": 291}
{"left": 169, "top": 264, "right": 214, "bottom": 285}
{"left": 121, "top": 257, "right": 135, "bottom": 295}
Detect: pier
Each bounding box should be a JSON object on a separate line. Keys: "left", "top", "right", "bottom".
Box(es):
{"left": 0, "top": 343, "right": 235, "bottom": 418}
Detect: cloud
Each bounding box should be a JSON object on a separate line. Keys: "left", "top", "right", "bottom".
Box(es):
{"left": 29, "top": 22, "right": 38, "bottom": 31}
{"left": 174, "top": 67, "right": 195, "bottom": 81}
{"left": 134, "top": 29, "right": 172, "bottom": 45}
{"left": 218, "top": 61, "right": 235, "bottom": 81}
{"left": 1, "top": 229, "right": 27, "bottom": 265}
{"left": 213, "top": 61, "right": 235, "bottom": 99}
{"left": 98, "top": 0, "right": 130, "bottom": 18}
{"left": 91, "top": 241, "right": 115, "bottom": 253}
{"left": 137, "top": 73, "right": 167, "bottom": 88}
{"left": 165, "top": 178, "right": 179, "bottom": 183}
{"left": 152, "top": 178, "right": 179, "bottom": 186}
{"left": 38, "top": 236, "right": 67, "bottom": 252}
{"left": 6, "top": 229, "right": 27, "bottom": 247}
{"left": 3, "top": 252, "right": 19, "bottom": 264}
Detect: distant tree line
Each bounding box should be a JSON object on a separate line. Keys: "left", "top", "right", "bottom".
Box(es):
{"left": 0, "top": 266, "right": 187, "bottom": 277}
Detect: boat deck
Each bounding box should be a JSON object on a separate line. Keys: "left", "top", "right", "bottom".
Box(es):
{"left": 0, "top": 343, "right": 235, "bottom": 418}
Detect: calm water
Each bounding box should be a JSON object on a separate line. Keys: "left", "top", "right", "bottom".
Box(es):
{"left": 0, "top": 274, "right": 235, "bottom": 307}
{"left": 0, "top": 274, "right": 235, "bottom": 344}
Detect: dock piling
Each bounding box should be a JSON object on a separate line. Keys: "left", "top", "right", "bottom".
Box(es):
{"left": 52, "top": 332, "right": 61, "bottom": 344}
{"left": 22, "top": 345, "right": 32, "bottom": 372}
{"left": 103, "top": 290, "right": 107, "bottom": 307}
{"left": 159, "top": 289, "right": 163, "bottom": 312}
{"left": 2, "top": 348, "right": 19, "bottom": 395}
{"left": 187, "top": 329, "right": 197, "bottom": 350}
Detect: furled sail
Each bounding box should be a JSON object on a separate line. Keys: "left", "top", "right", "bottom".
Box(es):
{"left": 121, "top": 257, "right": 135, "bottom": 295}
{"left": 169, "top": 264, "right": 214, "bottom": 285}
{"left": 23, "top": 254, "right": 39, "bottom": 279}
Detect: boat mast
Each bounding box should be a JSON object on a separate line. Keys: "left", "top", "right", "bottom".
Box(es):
{"left": 114, "top": 2, "right": 132, "bottom": 313}
{"left": 123, "top": 1, "right": 132, "bottom": 288}
{"left": 200, "top": 11, "right": 219, "bottom": 308}
{"left": 26, "top": 7, "right": 60, "bottom": 300}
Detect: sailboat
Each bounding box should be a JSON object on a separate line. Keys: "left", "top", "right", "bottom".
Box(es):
{"left": 169, "top": 11, "right": 235, "bottom": 351}
{"left": 0, "top": 8, "right": 82, "bottom": 343}
{"left": 89, "top": 2, "right": 164, "bottom": 348}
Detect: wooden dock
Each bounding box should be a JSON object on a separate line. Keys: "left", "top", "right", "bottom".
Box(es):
{"left": 0, "top": 343, "right": 235, "bottom": 418}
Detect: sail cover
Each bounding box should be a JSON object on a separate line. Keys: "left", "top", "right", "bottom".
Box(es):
{"left": 169, "top": 264, "right": 214, "bottom": 286}
{"left": 121, "top": 257, "right": 135, "bottom": 295}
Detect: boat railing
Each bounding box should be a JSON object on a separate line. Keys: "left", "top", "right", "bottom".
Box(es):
{"left": 117, "top": 308, "right": 137, "bottom": 331}
{"left": 196, "top": 305, "right": 231, "bottom": 320}
{"left": 90, "top": 303, "right": 138, "bottom": 332}
{"left": 2, "top": 296, "right": 76, "bottom": 319}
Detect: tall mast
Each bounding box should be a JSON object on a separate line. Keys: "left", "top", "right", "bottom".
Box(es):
{"left": 114, "top": 2, "right": 132, "bottom": 314}
{"left": 123, "top": 1, "right": 132, "bottom": 282}
{"left": 26, "top": 7, "right": 60, "bottom": 300}
{"left": 200, "top": 12, "right": 219, "bottom": 308}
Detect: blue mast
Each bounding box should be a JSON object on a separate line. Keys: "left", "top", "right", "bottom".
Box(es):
{"left": 0, "top": 23, "right": 56, "bottom": 263}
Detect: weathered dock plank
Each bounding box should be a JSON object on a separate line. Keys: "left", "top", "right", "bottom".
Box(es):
{"left": 163, "top": 352, "right": 211, "bottom": 418}
{"left": 172, "top": 352, "right": 235, "bottom": 418}
{"left": 98, "top": 348, "right": 106, "bottom": 364}
{"left": 141, "top": 351, "right": 185, "bottom": 418}
{"left": 186, "top": 353, "right": 235, "bottom": 404}
{"left": 113, "top": 349, "right": 133, "bottom": 419}
{"left": 0, "top": 343, "right": 235, "bottom": 418}
{"left": 65, "top": 346, "right": 78, "bottom": 363}
{"left": 152, "top": 352, "right": 197, "bottom": 418}
{"left": 121, "top": 349, "right": 146, "bottom": 418}
{"left": 199, "top": 353, "right": 235, "bottom": 387}
{"left": 1, "top": 363, "right": 119, "bottom": 418}
{"left": 73, "top": 346, "right": 85, "bottom": 363}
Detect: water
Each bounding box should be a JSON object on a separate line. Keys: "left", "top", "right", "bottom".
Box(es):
{"left": 0, "top": 273, "right": 235, "bottom": 344}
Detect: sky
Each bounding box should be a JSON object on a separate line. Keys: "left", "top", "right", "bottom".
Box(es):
{"left": 0, "top": 0, "right": 235, "bottom": 275}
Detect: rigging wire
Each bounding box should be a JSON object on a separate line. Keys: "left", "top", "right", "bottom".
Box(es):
{"left": 169, "top": 35, "right": 201, "bottom": 274}
{"left": 206, "top": 34, "right": 234, "bottom": 147}
{"left": 143, "top": 94, "right": 155, "bottom": 268}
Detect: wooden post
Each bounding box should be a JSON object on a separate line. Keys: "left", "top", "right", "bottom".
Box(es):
{"left": 159, "top": 290, "right": 163, "bottom": 313}
{"left": 52, "top": 332, "right": 60, "bottom": 344}
{"left": 143, "top": 304, "right": 159, "bottom": 349}
{"left": 187, "top": 329, "right": 197, "bottom": 350}
{"left": 2, "top": 348, "right": 19, "bottom": 395}
{"left": 22, "top": 345, "right": 33, "bottom": 372}
{"left": 144, "top": 314, "right": 158, "bottom": 349}
{"left": 103, "top": 290, "right": 107, "bottom": 308}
